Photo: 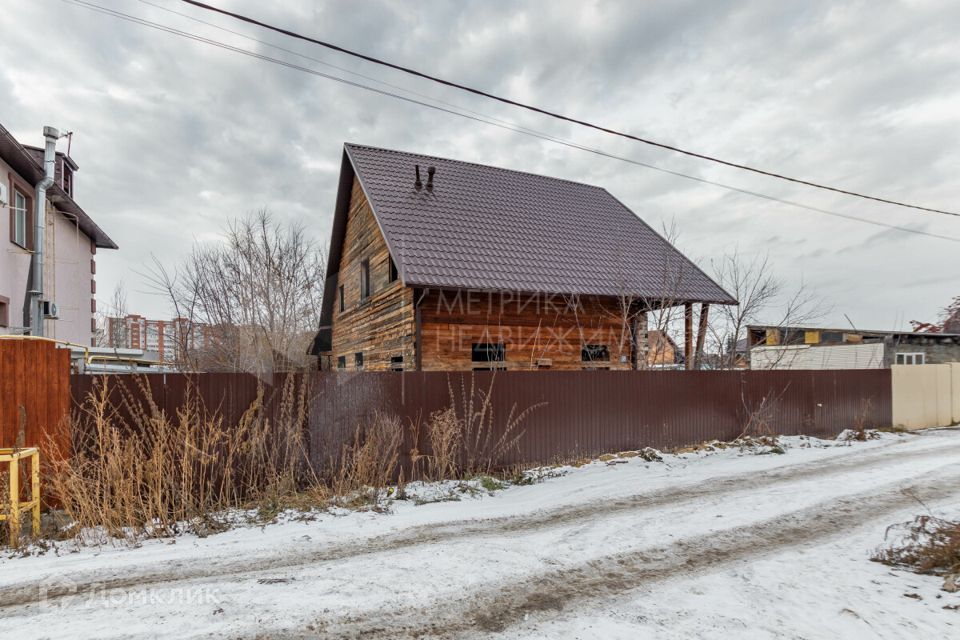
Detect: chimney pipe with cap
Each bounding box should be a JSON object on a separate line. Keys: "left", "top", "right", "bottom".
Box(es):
{"left": 414, "top": 165, "right": 422, "bottom": 190}
{"left": 30, "top": 126, "right": 59, "bottom": 336}
{"left": 426, "top": 166, "right": 436, "bottom": 192}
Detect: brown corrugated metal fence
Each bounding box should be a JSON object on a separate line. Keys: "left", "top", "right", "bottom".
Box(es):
{"left": 308, "top": 370, "right": 892, "bottom": 473}
{"left": 59, "top": 369, "right": 891, "bottom": 475}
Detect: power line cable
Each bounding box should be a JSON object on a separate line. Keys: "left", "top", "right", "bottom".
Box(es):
{"left": 60, "top": 0, "right": 960, "bottom": 243}
{"left": 179, "top": 0, "right": 960, "bottom": 219}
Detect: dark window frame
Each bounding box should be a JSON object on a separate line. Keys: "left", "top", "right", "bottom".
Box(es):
{"left": 11, "top": 188, "right": 31, "bottom": 249}
{"left": 388, "top": 256, "right": 399, "bottom": 283}
{"left": 338, "top": 285, "right": 345, "bottom": 313}
{"left": 390, "top": 355, "right": 404, "bottom": 371}
{"left": 472, "top": 342, "right": 506, "bottom": 363}
{"left": 581, "top": 344, "right": 610, "bottom": 362}
{"left": 336, "top": 355, "right": 346, "bottom": 370}
{"left": 355, "top": 352, "right": 364, "bottom": 370}
{"left": 360, "top": 259, "right": 371, "bottom": 300}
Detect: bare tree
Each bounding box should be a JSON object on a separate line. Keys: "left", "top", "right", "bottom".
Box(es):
{"left": 608, "top": 218, "right": 692, "bottom": 369}
{"left": 150, "top": 210, "right": 328, "bottom": 375}
{"left": 708, "top": 248, "right": 827, "bottom": 369}
{"left": 911, "top": 295, "right": 960, "bottom": 333}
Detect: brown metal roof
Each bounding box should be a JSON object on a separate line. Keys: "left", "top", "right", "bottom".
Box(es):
{"left": 0, "top": 123, "right": 116, "bottom": 249}
{"left": 341, "top": 143, "right": 734, "bottom": 303}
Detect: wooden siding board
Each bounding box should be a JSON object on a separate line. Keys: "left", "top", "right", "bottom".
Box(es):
{"left": 418, "top": 290, "right": 645, "bottom": 371}
{"left": 329, "top": 177, "right": 416, "bottom": 371}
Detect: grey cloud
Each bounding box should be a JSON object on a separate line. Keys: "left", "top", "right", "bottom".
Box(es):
{"left": 1, "top": 0, "right": 956, "bottom": 327}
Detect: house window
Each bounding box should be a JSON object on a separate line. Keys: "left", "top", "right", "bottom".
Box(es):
{"left": 12, "top": 190, "right": 28, "bottom": 248}
{"left": 896, "top": 352, "right": 925, "bottom": 365}
{"left": 336, "top": 355, "right": 346, "bottom": 370}
{"left": 360, "top": 259, "right": 371, "bottom": 300}
{"left": 581, "top": 344, "right": 610, "bottom": 362}
{"left": 388, "top": 256, "right": 399, "bottom": 283}
{"left": 0, "top": 295, "right": 9, "bottom": 328}
{"left": 355, "top": 352, "right": 364, "bottom": 370}
{"left": 472, "top": 342, "right": 506, "bottom": 370}
{"left": 390, "top": 355, "right": 404, "bottom": 371}
{"left": 338, "top": 285, "right": 345, "bottom": 313}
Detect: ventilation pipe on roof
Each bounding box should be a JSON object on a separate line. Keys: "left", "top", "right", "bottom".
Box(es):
{"left": 414, "top": 164, "right": 422, "bottom": 190}
{"left": 29, "top": 126, "right": 59, "bottom": 336}
{"left": 426, "top": 166, "right": 436, "bottom": 192}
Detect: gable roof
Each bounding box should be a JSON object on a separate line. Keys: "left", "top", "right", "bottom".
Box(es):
{"left": 317, "top": 143, "right": 734, "bottom": 342}
{"left": 0, "top": 123, "right": 117, "bottom": 249}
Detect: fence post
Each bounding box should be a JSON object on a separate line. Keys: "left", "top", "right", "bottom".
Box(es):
{"left": 8, "top": 456, "right": 19, "bottom": 543}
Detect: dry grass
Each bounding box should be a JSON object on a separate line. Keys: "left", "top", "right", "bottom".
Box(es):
{"left": 6, "top": 372, "right": 545, "bottom": 549}
{"left": 873, "top": 514, "right": 960, "bottom": 591}
{"left": 446, "top": 374, "right": 542, "bottom": 476}
{"left": 331, "top": 411, "right": 402, "bottom": 509}
{"left": 43, "top": 374, "right": 315, "bottom": 545}
{"left": 425, "top": 407, "right": 461, "bottom": 481}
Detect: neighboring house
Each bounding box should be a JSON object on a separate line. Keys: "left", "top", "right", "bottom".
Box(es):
{"left": 1, "top": 123, "right": 116, "bottom": 346}
{"left": 311, "top": 144, "right": 733, "bottom": 371}
{"left": 646, "top": 330, "right": 680, "bottom": 368}
{"left": 748, "top": 324, "right": 960, "bottom": 370}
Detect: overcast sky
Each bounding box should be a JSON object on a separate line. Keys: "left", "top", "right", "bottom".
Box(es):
{"left": 3, "top": 0, "right": 958, "bottom": 328}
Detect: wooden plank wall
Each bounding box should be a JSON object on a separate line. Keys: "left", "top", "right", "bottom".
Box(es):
{"left": 418, "top": 290, "right": 644, "bottom": 370}
{"left": 329, "top": 176, "right": 416, "bottom": 371}
{"left": 0, "top": 340, "right": 71, "bottom": 457}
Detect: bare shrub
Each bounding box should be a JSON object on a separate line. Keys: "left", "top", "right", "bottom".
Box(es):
{"left": 44, "top": 374, "right": 314, "bottom": 545}
{"left": 426, "top": 407, "right": 462, "bottom": 481}
{"left": 738, "top": 390, "right": 783, "bottom": 440}
{"left": 332, "top": 411, "right": 402, "bottom": 508}
{"left": 873, "top": 514, "right": 960, "bottom": 591}
{"left": 446, "top": 374, "right": 542, "bottom": 477}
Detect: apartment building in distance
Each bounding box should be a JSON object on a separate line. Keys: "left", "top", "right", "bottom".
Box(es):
{"left": 104, "top": 315, "right": 209, "bottom": 363}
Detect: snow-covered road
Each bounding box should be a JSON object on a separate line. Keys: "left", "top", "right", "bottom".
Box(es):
{"left": 3, "top": 429, "right": 960, "bottom": 639}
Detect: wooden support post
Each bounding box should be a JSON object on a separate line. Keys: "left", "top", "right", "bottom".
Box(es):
{"left": 8, "top": 456, "right": 19, "bottom": 544}
{"left": 694, "top": 303, "right": 710, "bottom": 370}
{"left": 415, "top": 301, "right": 423, "bottom": 372}
{"left": 684, "top": 303, "right": 694, "bottom": 370}
{"left": 31, "top": 450, "right": 40, "bottom": 537}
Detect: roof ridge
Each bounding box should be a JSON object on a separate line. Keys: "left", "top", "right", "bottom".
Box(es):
{"left": 344, "top": 142, "right": 607, "bottom": 191}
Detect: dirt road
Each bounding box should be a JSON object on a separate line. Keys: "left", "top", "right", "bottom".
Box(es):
{"left": 3, "top": 430, "right": 960, "bottom": 639}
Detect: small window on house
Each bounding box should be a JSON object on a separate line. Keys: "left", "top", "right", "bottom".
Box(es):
{"left": 471, "top": 342, "right": 506, "bottom": 370}
{"left": 63, "top": 166, "right": 73, "bottom": 197}
{"left": 360, "top": 259, "right": 371, "bottom": 300}
{"left": 581, "top": 344, "right": 610, "bottom": 362}
{"left": 12, "top": 190, "right": 28, "bottom": 248}
{"left": 388, "top": 256, "right": 399, "bottom": 283}
{"left": 390, "top": 355, "right": 404, "bottom": 371}
{"left": 336, "top": 355, "right": 346, "bottom": 370}
{"left": 338, "top": 285, "right": 345, "bottom": 313}
{"left": 0, "top": 296, "right": 9, "bottom": 328}
{"left": 355, "top": 352, "right": 364, "bottom": 370}
{"left": 896, "top": 352, "right": 925, "bottom": 365}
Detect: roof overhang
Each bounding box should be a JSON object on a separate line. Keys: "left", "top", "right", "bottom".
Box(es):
{"left": 0, "top": 123, "right": 117, "bottom": 249}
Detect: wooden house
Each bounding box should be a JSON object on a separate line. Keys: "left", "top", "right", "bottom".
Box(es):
{"left": 310, "top": 144, "right": 734, "bottom": 371}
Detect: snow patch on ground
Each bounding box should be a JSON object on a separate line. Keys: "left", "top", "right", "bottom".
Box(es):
{"left": 2, "top": 429, "right": 958, "bottom": 639}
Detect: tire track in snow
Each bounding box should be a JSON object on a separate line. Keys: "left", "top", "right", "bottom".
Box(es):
{"left": 1, "top": 435, "right": 957, "bottom": 610}
{"left": 296, "top": 465, "right": 960, "bottom": 639}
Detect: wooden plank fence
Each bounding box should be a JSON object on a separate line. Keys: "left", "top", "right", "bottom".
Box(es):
{"left": 0, "top": 339, "right": 71, "bottom": 457}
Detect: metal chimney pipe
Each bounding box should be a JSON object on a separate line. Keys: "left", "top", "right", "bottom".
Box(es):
{"left": 414, "top": 164, "right": 422, "bottom": 190}
{"left": 30, "top": 126, "right": 59, "bottom": 336}
{"left": 426, "top": 166, "right": 436, "bottom": 192}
